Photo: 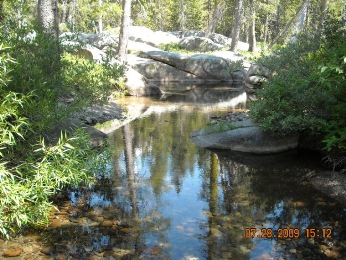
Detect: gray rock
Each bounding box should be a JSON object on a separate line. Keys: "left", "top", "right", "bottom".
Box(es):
{"left": 231, "top": 70, "right": 247, "bottom": 83}
{"left": 191, "top": 119, "right": 299, "bottom": 154}
{"left": 212, "top": 50, "right": 244, "bottom": 62}
{"left": 123, "top": 67, "right": 163, "bottom": 96}
{"left": 310, "top": 171, "right": 346, "bottom": 206}
{"left": 139, "top": 51, "right": 186, "bottom": 66}
{"left": 73, "top": 44, "right": 107, "bottom": 63}
{"left": 127, "top": 26, "right": 179, "bottom": 47}
{"left": 128, "top": 55, "right": 204, "bottom": 83}
{"left": 138, "top": 51, "right": 233, "bottom": 82}
{"left": 90, "top": 33, "right": 119, "bottom": 49}
{"left": 246, "top": 75, "right": 267, "bottom": 85}
{"left": 183, "top": 30, "right": 206, "bottom": 38}
{"left": 179, "top": 54, "right": 233, "bottom": 82}
{"left": 178, "top": 36, "right": 223, "bottom": 52}
{"left": 209, "top": 33, "right": 232, "bottom": 45}
{"left": 247, "top": 64, "right": 272, "bottom": 78}
{"left": 127, "top": 40, "right": 161, "bottom": 52}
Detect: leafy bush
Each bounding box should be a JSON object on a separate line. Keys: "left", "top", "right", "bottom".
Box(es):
{"left": 61, "top": 52, "right": 125, "bottom": 109}
{"left": 0, "top": 20, "right": 124, "bottom": 238}
{"left": 0, "top": 20, "right": 125, "bottom": 134}
{"left": 249, "top": 17, "right": 346, "bottom": 171}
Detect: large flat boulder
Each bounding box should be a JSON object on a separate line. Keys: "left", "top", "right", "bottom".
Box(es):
{"left": 128, "top": 55, "right": 204, "bottom": 83}
{"left": 179, "top": 54, "right": 233, "bottom": 82}
{"left": 191, "top": 119, "right": 299, "bottom": 154}
{"left": 138, "top": 51, "right": 233, "bottom": 82}
{"left": 139, "top": 51, "right": 186, "bottom": 66}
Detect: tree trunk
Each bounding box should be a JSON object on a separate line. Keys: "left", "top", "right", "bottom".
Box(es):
{"left": 206, "top": 1, "right": 226, "bottom": 37}
{"left": 291, "top": 0, "right": 310, "bottom": 42}
{"left": 318, "top": 0, "right": 329, "bottom": 34}
{"left": 0, "top": 0, "right": 4, "bottom": 22}
{"left": 38, "top": 0, "right": 59, "bottom": 38}
{"left": 263, "top": 14, "right": 268, "bottom": 43}
{"left": 230, "top": 0, "right": 244, "bottom": 51}
{"left": 67, "top": 0, "right": 76, "bottom": 31}
{"left": 98, "top": 0, "right": 103, "bottom": 33}
{"left": 248, "top": 0, "right": 256, "bottom": 52}
{"left": 117, "top": 0, "right": 132, "bottom": 63}
{"left": 180, "top": 0, "right": 186, "bottom": 32}
{"left": 269, "top": 0, "right": 308, "bottom": 48}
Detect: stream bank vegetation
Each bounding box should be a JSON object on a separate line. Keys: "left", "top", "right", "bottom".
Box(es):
{"left": 0, "top": 18, "right": 124, "bottom": 238}
{"left": 250, "top": 15, "right": 346, "bottom": 172}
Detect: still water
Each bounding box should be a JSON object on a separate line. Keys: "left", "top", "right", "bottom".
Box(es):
{"left": 2, "top": 85, "right": 346, "bottom": 259}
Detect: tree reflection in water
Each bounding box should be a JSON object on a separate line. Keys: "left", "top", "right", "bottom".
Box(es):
{"left": 19, "top": 92, "right": 346, "bottom": 259}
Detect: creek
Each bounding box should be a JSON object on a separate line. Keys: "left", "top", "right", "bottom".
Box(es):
{"left": 1, "top": 85, "right": 346, "bottom": 259}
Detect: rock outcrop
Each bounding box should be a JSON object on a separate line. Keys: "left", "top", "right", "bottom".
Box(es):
{"left": 59, "top": 26, "right": 253, "bottom": 94}
{"left": 244, "top": 64, "right": 272, "bottom": 93}
{"left": 128, "top": 55, "right": 204, "bottom": 83}
{"left": 139, "top": 51, "right": 234, "bottom": 82}
{"left": 178, "top": 36, "right": 224, "bottom": 52}
{"left": 191, "top": 119, "right": 299, "bottom": 154}
{"left": 123, "top": 67, "right": 163, "bottom": 96}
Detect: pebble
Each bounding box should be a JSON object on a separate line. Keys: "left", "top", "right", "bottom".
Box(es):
{"left": 40, "top": 245, "right": 55, "bottom": 255}
{"left": 289, "top": 248, "right": 297, "bottom": 254}
{"left": 100, "top": 220, "right": 113, "bottom": 227}
{"left": 2, "top": 248, "right": 23, "bottom": 257}
{"left": 51, "top": 219, "right": 63, "bottom": 228}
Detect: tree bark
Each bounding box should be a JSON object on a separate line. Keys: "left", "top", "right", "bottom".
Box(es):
{"left": 179, "top": 0, "right": 186, "bottom": 32}
{"left": 0, "top": 0, "right": 4, "bottom": 22}
{"left": 117, "top": 0, "right": 132, "bottom": 63}
{"left": 206, "top": 1, "right": 226, "bottom": 37}
{"left": 263, "top": 13, "right": 268, "bottom": 43}
{"left": 318, "top": 0, "right": 329, "bottom": 34}
{"left": 98, "top": 0, "right": 103, "bottom": 33}
{"left": 269, "top": 0, "right": 308, "bottom": 48}
{"left": 37, "top": 0, "right": 59, "bottom": 38}
{"left": 248, "top": 0, "right": 256, "bottom": 52}
{"left": 230, "top": 0, "right": 244, "bottom": 51}
{"left": 291, "top": 0, "right": 310, "bottom": 42}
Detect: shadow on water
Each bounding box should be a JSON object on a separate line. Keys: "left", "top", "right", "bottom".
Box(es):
{"left": 2, "top": 86, "right": 346, "bottom": 259}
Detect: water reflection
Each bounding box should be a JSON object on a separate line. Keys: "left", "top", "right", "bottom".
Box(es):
{"left": 7, "top": 89, "right": 346, "bottom": 259}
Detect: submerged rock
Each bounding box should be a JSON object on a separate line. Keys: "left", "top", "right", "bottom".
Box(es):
{"left": 191, "top": 119, "right": 298, "bottom": 154}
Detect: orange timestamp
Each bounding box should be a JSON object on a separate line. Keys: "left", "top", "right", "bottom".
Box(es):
{"left": 244, "top": 227, "right": 333, "bottom": 239}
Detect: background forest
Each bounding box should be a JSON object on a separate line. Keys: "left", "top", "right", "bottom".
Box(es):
{"left": 0, "top": 0, "right": 345, "bottom": 239}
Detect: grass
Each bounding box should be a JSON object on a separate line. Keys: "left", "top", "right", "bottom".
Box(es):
{"left": 204, "top": 120, "right": 236, "bottom": 133}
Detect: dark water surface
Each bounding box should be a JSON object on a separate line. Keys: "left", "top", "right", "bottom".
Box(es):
{"left": 1, "top": 86, "right": 346, "bottom": 259}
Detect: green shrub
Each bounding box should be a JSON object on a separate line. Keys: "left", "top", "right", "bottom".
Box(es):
{"left": 0, "top": 20, "right": 125, "bottom": 134}
{"left": 61, "top": 52, "right": 125, "bottom": 109}
{"left": 0, "top": 20, "right": 123, "bottom": 238}
{"left": 249, "top": 17, "right": 346, "bottom": 170}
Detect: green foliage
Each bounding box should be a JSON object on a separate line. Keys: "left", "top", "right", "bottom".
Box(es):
{"left": 0, "top": 16, "right": 124, "bottom": 238}
{"left": 205, "top": 120, "right": 236, "bottom": 133}
{"left": 61, "top": 52, "right": 125, "bottom": 109}
{"left": 249, "top": 16, "right": 346, "bottom": 170}
{"left": 0, "top": 128, "right": 101, "bottom": 238}
{"left": 1, "top": 20, "right": 125, "bottom": 133}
